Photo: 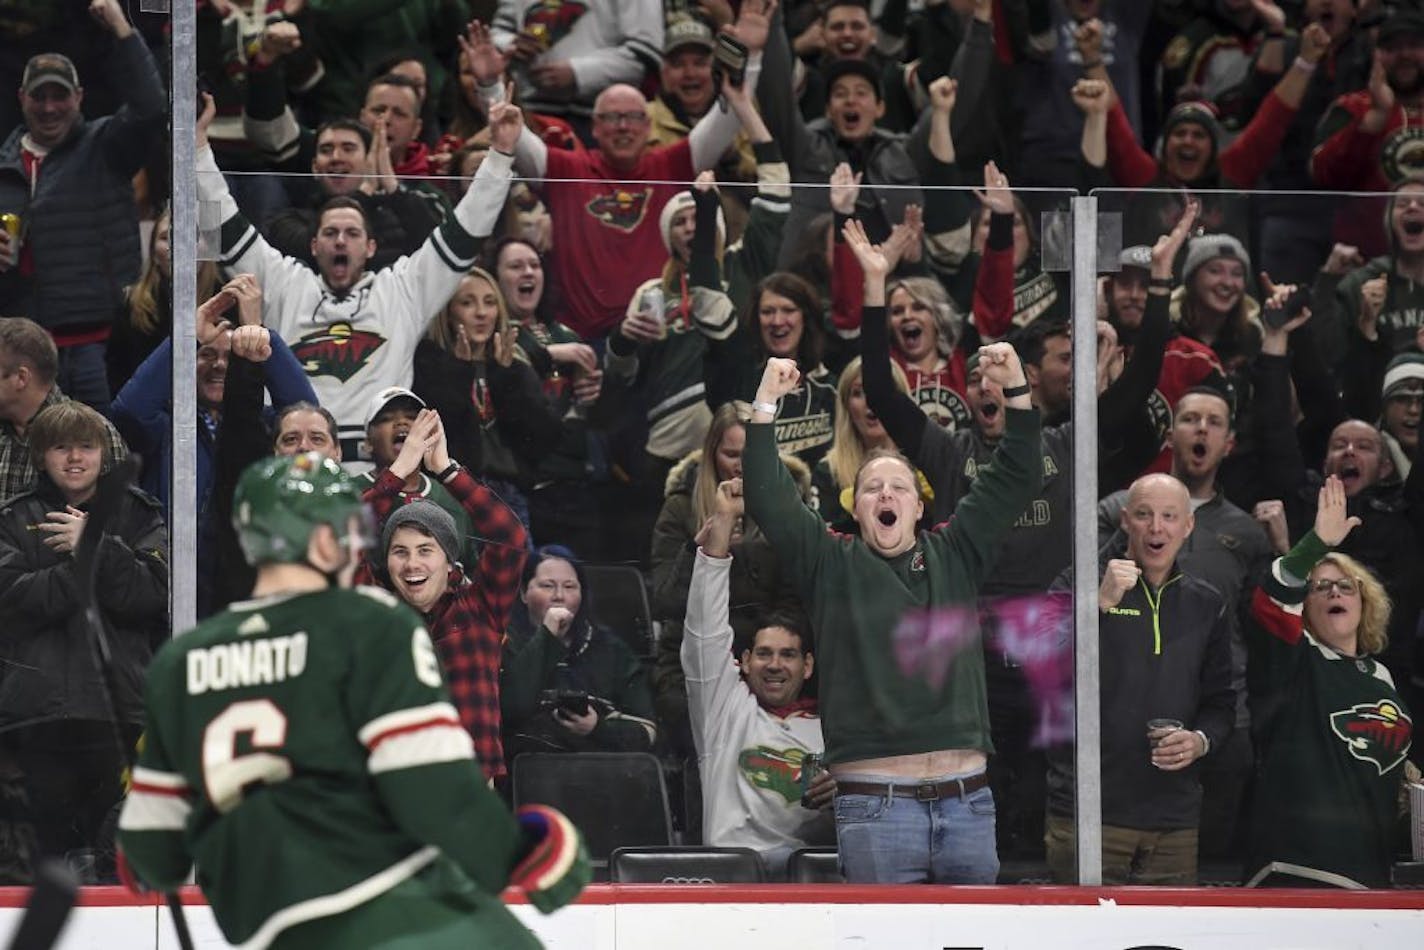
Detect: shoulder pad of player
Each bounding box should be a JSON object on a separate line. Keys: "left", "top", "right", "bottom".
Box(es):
{"left": 511, "top": 804, "right": 590, "bottom": 914}
{"left": 354, "top": 585, "right": 402, "bottom": 609}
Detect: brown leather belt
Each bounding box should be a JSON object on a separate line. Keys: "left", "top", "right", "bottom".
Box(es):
{"left": 834, "top": 772, "right": 989, "bottom": 802}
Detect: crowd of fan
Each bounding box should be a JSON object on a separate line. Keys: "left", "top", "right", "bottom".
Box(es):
{"left": 1, "top": 0, "right": 1423, "bottom": 888}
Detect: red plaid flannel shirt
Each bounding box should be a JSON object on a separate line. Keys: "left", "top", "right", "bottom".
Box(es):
{"left": 360, "top": 466, "right": 528, "bottom": 780}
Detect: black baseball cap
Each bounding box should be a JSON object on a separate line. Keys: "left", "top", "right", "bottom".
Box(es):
{"left": 1378, "top": 11, "right": 1424, "bottom": 46}
{"left": 824, "top": 58, "right": 882, "bottom": 101}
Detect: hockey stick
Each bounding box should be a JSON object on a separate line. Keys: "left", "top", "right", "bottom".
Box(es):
{"left": 71, "top": 456, "right": 195, "bottom": 950}
{"left": 4, "top": 859, "right": 77, "bottom": 950}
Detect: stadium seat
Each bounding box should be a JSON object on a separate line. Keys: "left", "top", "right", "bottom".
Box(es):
{"left": 511, "top": 752, "right": 673, "bottom": 870}
{"left": 610, "top": 846, "right": 766, "bottom": 883}
{"left": 583, "top": 563, "right": 657, "bottom": 657}
{"left": 785, "top": 847, "right": 843, "bottom": 884}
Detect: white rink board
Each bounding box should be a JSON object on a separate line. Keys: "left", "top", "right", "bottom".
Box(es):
{"left": 0, "top": 891, "right": 1422, "bottom": 949}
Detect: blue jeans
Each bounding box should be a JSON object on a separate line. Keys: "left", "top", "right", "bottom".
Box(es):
{"left": 56, "top": 341, "right": 110, "bottom": 416}
{"left": 834, "top": 770, "right": 999, "bottom": 884}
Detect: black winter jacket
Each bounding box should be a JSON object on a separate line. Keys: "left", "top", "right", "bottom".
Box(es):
{"left": 1046, "top": 562, "right": 1236, "bottom": 830}
{"left": 0, "top": 34, "right": 166, "bottom": 331}
{"left": 0, "top": 478, "right": 168, "bottom": 728}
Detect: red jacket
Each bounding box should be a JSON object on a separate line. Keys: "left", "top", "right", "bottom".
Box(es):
{"left": 1106, "top": 91, "right": 1297, "bottom": 189}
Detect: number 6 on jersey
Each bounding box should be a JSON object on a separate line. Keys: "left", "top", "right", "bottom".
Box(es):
{"left": 203, "top": 699, "right": 291, "bottom": 813}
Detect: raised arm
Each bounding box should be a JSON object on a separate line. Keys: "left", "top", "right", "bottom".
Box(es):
{"left": 970, "top": 161, "right": 1017, "bottom": 343}
{"left": 683, "top": 479, "right": 752, "bottom": 749}
{"left": 1218, "top": 24, "right": 1326, "bottom": 187}
{"left": 689, "top": 0, "right": 772, "bottom": 172}
{"left": 932, "top": 345, "right": 1042, "bottom": 584}
{"left": 1072, "top": 78, "right": 1111, "bottom": 171}
{"left": 845, "top": 218, "right": 933, "bottom": 460}
{"left": 1098, "top": 199, "right": 1199, "bottom": 431}
{"left": 91, "top": 0, "right": 166, "bottom": 167}
{"left": 743, "top": 359, "right": 832, "bottom": 577}
{"left": 755, "top": 0, "right": 813, "bottom": 178}
{"left": 463, "top": 20, "right": 550, "bottom": 178}
{"left": 196, "top": 94, "right": 314, "bottom": 303}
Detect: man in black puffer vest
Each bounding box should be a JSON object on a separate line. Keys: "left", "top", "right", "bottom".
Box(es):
{"left": 0, "top": 0, "right": 165, "bottom": 415}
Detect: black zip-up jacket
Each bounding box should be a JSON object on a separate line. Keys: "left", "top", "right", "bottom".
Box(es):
{"left": 0, "top": 33, "right": 165, "bottom": 330}
{"left": 1046, "top": 561, "right": 1236, "bottom": 830}
{"left": 0, "top": 477, "right": 168, "bottom": 727}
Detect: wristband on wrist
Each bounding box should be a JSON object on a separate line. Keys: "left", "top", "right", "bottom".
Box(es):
{"left": 435, "top": 462, "right": 461, "bottom": 482}
{"left": 1293, "top": 56, "right": 1318, "bottom": 73}
{"left": 1148, "top": 276, "right": 1173, "bottom": 290}
{"left": 1002, "top": 383, "right": 1031, "bottom": 399}
{"left": 751, "top": 399, "right": 778, "bottom": 416}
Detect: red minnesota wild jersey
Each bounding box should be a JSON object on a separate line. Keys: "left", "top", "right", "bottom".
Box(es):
{"left": 117, "top": 586, "right": 524, "bottom": 949}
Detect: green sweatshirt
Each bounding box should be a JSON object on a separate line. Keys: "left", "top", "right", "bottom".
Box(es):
{"left": 743, "top": 408, "right": 1043, "bottom": 764}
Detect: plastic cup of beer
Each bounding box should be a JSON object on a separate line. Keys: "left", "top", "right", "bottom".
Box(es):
{"left": 1147, "top": 718, "right": 1183, "bottom": 764}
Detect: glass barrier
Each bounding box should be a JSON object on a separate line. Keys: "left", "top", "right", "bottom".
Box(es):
{"left": 7, "top": 35, "right": 1423, "bottom": 909}
{"left": 1092, "top": 185, "right": 1423, "bottom": 891}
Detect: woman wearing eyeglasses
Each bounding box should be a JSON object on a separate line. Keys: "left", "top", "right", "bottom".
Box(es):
{"left": 1244, "top": 474, "right": 1416, "bottom": 888}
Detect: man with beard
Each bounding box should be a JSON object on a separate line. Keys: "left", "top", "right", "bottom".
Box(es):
{"left": 1254, "top": 314, "right": 1424, "bottom": 726}
{"left": 1098, "top": 388, "right": 1272, "bottom": 867}
{"left": 242, "top": 34, "right": 448, "bottom": 270}
{"left": 196, "top": 91, "right": 520, "bottom": 462}
{"left": 1074, "top": 22, "right": 1324, "bottom": 247}
{"left": 1313, "top": 11, "right": 1424, "bottom": 256}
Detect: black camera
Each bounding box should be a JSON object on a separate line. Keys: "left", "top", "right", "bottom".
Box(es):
{"left": 713, "top": 33, "right": 749, "bottom": 89}
{"left": 538, "top": 689, "right": 591, "bottom": 717}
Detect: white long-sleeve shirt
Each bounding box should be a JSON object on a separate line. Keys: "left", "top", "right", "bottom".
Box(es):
{"left": 196, "top": 146, "right": 513, "bottom": 458}
{"left": 683, "top": 549, "right": 826, "bottom": 855}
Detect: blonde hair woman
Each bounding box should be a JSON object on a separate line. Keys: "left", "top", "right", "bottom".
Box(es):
{"left": 1245, "top": 475, "right": 1416, "bottom": 889}
{"left": 815, "top": 356, "right": 922, "bottom": 533}
{"left": 414, "top": 267, "right": 561, "bottom": 534}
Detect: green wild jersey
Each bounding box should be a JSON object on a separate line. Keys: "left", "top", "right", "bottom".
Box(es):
{"left": 117, "top": 585, "right": 525, "bottom": 949}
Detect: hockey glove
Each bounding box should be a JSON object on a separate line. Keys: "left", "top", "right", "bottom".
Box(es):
{"left": 510, "top": 804, "right": 590, "bottom": 914}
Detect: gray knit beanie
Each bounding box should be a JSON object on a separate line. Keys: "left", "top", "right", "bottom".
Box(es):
{"left": 1181, "top": 233, "right": 1251, "bottom": 285}
{"left": 381, "top": 501, "right": 460, "bottom": 567}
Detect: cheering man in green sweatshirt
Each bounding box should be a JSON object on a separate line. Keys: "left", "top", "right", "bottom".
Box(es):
{"left": 743, "top": 337, "right": 1042, "bottom": 884}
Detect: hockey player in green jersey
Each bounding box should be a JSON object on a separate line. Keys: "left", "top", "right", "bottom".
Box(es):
{"left": 116, "top": 452, "right": 589, "bottom": 949}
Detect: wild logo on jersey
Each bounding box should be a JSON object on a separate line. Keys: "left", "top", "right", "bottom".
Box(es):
{"left": 291, "top": 322, "right": 386, "bottom": 382}
{"left": 738, "top": 746, "right": 811, "bottom": 804}
{"left": 586, "top": 187, "right": 651, "bottom": 233}
{"left": 911, "top": 384, "right": 972, "bottom": 431}
{"left": 523, "top": 0, "right": 588, "bottom": 49}
{"left": 1329, "top": 699, "right": 1413, "bottom": 775}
